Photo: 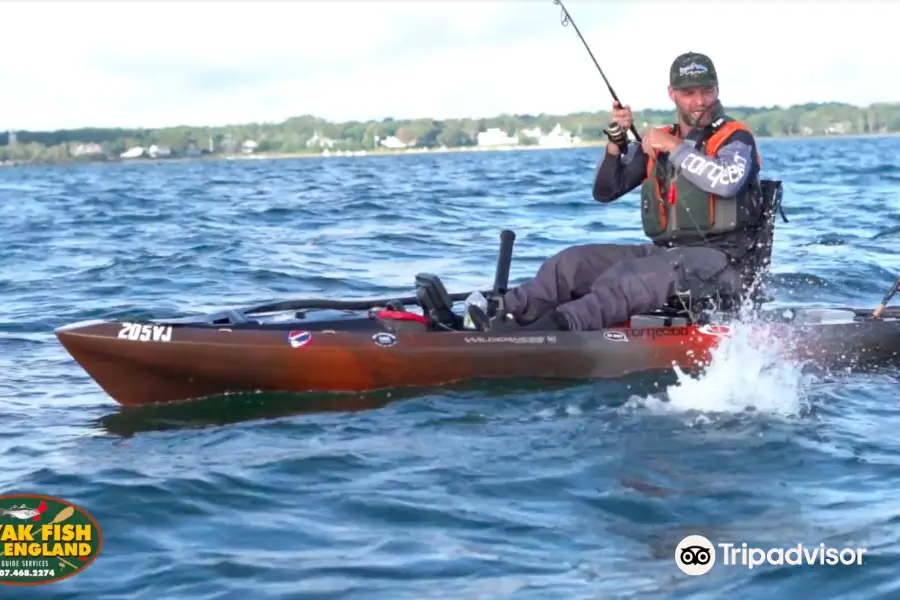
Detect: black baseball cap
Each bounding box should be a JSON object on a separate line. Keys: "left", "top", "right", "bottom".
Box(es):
{"left": 670, "top": 52, "right": 718, "bottom": 89}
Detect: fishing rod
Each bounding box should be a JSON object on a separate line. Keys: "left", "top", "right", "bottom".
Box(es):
{"left": 872, "top": 272, "right": 900, "bottom": 318}
{"left": 553, "top": 0, "right": 641, "bottom": 142}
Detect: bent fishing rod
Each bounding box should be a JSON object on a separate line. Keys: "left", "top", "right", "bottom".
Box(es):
{"left": 553, "top": 0, "right": 641, "bottom": 142}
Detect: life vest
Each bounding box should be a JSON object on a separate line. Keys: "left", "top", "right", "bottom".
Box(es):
{"left": 639, "top": 116, "right": 763, "bottom": 245}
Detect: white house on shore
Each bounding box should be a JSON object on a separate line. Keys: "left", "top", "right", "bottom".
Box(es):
{"left": 520, "top": 126, "right": 542, "bottom": 141}
{"left": 147, "top": 144, "right": 172, "bottom": 158}
{"left": 380, "top": 135, "right": 407, "bottom": 149}
{"left": 476, "top": 128, "right": 519, "bottom": 147}
{"left": 538, "top": 123, "right": 580, "bottom": 147}
{"left": 306, "top": 132, "right": 335, "bottom": 149}
{"left": 477, "top": 123, "right": 582, "bottom": 148}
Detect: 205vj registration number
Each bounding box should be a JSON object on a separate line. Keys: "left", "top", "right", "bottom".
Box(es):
{"left": 117, "top": 322, "right": 173, "bottom": 342}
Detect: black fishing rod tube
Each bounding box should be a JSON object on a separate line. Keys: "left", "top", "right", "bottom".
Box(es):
{"left": 492, "top": 229, "right": 516, "bottom": 296}
{"left": 553, "top": 0, "right": 641, "bottom": 142}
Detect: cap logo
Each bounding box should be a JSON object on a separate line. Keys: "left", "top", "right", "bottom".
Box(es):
{"left": 679, "top": 62, "right": 708, "bottom": 77}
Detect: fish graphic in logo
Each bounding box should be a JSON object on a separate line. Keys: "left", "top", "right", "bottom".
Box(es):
{"left": 287, "top": 330, "right": 312, "bottom": 348}
{"left": 0, "top": 501, "right": 47, "bottom": 521}
{"left": 0, "top": 493, "right": 103, "bottom": 586}
{"left": 679, "top": 62, "right": 708, "bottom": 77}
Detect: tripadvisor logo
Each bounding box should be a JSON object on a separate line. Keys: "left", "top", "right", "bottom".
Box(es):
{"left": 0, "top": 494, "right": 102, "bottom": 586}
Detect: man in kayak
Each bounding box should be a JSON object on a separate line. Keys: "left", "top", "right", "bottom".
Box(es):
{"left": 496, "top": 51, "right": 770, "bottom": 332}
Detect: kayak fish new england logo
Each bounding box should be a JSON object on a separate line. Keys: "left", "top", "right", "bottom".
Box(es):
{"left": 0, "top": 494, "right": 102, "bottom": 586}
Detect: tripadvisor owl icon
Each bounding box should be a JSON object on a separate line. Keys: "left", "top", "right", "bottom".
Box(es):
{"left": 0, "top": 494, "right": 103, "bottom": 586}
{"left": 675, "top": 534, "right": 716, "bottom": 576}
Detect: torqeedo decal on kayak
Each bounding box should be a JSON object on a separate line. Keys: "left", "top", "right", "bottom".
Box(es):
{"left": 117, "top": 322, "right": 173, "bottom": 343}
{"left": 623, "top": 326, "right": 693, "bottom": 340}
{"left": 0, "top": 494, "right": 103, "bottom": 586}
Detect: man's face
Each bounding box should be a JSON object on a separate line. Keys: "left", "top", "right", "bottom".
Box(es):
{"left": 668, "top": 85, "right": 719, "bottom": 127}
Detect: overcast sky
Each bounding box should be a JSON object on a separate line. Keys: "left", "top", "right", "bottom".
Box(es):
{"left": 5, "top": 0, "right": 898, "bottom": 131}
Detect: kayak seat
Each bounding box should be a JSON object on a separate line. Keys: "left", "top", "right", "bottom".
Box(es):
{"left": 658, "top": 278, "right": 774, "bottom": 321}
{"left": 663, "top": 280, "right": 741, "bottom": 315}
{"left": 662, "top": 264, "right": 744, "bottom": 316}
{"left": 660, "top": 179, "right": 785, "bottom": 317}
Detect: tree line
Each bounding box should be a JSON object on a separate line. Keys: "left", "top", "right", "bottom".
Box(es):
{"left": 2, "top": 101, "right": 899, "bottom": 165}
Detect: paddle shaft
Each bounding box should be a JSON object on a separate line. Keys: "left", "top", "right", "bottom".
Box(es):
{"left": 244, "top": 291, "right": 487, "bottom": 315}
{"left": 872, "top": 273, "right": 900, "bottom": 318}
{"left": 553, "top": 0, "right": 642, "bottom": 142}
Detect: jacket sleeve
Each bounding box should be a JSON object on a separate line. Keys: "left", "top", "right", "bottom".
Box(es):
{"left": 592, "top": 143, "right": 650, "bottom": 203}
{"left": 669, "top": 130, "right": 757, "bottom": 197}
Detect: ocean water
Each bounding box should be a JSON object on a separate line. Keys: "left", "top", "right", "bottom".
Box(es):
{"left": 3, "top": 137, "right": 900, "bottom": 599}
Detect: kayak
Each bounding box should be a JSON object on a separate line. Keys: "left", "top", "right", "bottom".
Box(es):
{"left": 56, "top": 230, "right": 900, "bottom": 407}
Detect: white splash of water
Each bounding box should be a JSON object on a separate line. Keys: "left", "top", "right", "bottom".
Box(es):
{"left": 628, "top": 315, "right": 814, "bottom": 419}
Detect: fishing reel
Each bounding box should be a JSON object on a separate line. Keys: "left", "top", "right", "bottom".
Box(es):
{"left": 603, "top": 121, "right": 629, "bottom": 155}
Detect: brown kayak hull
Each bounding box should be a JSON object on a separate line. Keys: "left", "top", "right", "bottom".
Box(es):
{"left": 55, "top": 307, "right": 900, "bottom": 407}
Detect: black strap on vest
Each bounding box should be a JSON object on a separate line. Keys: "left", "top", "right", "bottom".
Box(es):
{"left": 654, "top": 117, "right": 729, "bottom": 190}
{"left": 686, "top": 115, "right": 728, "bottom": 149}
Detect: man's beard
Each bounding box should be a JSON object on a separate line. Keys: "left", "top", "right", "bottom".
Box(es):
{"left": 678, "top": 100, "right": 724, "bottom": 128}
{"left": 678, "top": 106, "right": 711, "bottom": 127}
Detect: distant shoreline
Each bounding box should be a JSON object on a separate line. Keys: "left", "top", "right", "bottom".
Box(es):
{"left": 161, "top": 131, "right": 900, "bottom": 163}
{"left": 2, "top": 131, "right": 899, "bottom": 169}
{"left": 3, "top": 100, "right": 898, "bottom": 167}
